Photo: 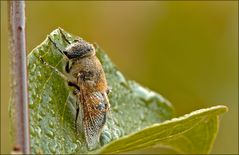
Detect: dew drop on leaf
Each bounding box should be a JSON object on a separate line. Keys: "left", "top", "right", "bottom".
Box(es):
{"left": 45, "top": 130, "right": 54, "bottom": 138}
{"left": 30, "top": 126, "right": 36, "bottom": 136}
{"left": 115, "top": 71, "right": 127, "bottom": 86}
{"left": 35, "top": 126, "right": 42, "bottom": 138}
{"left": 48, "top": 142, "right": 57, "bottom": 154}
{"left": 76, "top": 140, "right": 81, "bottom": 146}
{"left": 100, "top": 130, "right": 112, "bottom": 146}
{"left": 48, "top": 120, "right": 54, "bottom": 128}
{"left": 29, "top": 100, "right": 34, "bottom": 109}
{"left": 37, "top": 113, "right": 43, "bottom": 121}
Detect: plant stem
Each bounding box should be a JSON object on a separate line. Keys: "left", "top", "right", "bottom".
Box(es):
{"left": 8, "top": 1, "right": 30, "bottom": 153}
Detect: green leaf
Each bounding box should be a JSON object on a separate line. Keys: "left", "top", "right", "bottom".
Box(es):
{"left": 97, "top": 105, "right": 228, "bottom": 154}
{"left": 27, "top": 28, "right": 173, "bottom": 154}
{"left": 25, "top": 28, "right": 227, "bottom": 154}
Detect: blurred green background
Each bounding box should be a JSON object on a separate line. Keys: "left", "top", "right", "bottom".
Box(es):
{"left": 1, "top": 1, "right": 238, "bottom": 154}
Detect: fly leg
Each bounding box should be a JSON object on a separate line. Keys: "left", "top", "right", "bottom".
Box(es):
{"left": 65, "top": 61, "right": 73, "bottom": 73}
{"left": 72, "top": 89, "right": 80, "bottom": 132}
{"left": 39, "top": 57, "right": 77, "bottom": 86}
{"left": 75, "top": 103, "right": 80, "bottom": 132}
{"left": 66, "top": 79, "right": 81, "bottom": 132}
{"left": 68, "top": 81, "right": 80, "bottom": 92}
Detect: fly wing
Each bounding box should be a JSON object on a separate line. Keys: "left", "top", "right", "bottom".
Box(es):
{"left": 80, "top": 91, "right": 108, "bottom": 149}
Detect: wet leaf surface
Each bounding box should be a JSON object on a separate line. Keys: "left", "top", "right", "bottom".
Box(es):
{"left": 98, "top": 105, "right": 227, "bottom": 154}
{"left": 27, "top": 28, "right": 174, "bottom": 154}
{"left": 22, "top": 28, "right": 228, "bottom": 154}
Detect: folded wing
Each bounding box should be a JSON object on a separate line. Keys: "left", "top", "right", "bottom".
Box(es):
{"left": 81, "top": 91, "right": 108, "bottom": 149}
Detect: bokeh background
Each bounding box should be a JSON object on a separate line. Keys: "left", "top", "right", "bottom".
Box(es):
{"left": 1, "top": 1, "right": 238, "bottom": 154}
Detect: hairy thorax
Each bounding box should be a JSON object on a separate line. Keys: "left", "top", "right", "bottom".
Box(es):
{"left": 70, "top": 56, "right": 107, "bottom": 92}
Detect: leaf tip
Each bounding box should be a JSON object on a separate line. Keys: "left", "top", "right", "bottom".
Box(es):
{"left": 211, "top": 105, "right": 228, "bottom": 113}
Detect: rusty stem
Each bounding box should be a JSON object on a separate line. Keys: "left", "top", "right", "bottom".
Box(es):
{"left": 8, "top": 1, "right": 30, "bottom": 154}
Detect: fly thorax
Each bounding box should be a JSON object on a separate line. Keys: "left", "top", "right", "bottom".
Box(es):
{"left": 79, "top": 70, "right": 94, "bottom": 80}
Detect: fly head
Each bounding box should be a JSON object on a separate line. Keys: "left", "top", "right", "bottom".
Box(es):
{"left": 64, "top": 39, "right": 95, "bottom": 60}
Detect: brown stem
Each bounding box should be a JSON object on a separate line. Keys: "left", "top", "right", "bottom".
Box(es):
{"left": 8, "top": 0, "right": 30, "bottom": 154}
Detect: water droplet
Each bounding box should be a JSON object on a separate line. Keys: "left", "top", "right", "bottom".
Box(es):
{"left": 35, "top": 147, "right": 43, "bottom": 154}
{"left": 115, "top": 71, "right": 127, "bottom": 86}
{"left": 48, "top": 120, "right": 54, "bottom": 128}
{"left": 111, "top": 128, "right": 121, "bottom": 140}
{"left": 65, "top": 142, "right": 78, "bottom": 153}
{"left": 35, "top": 126, "right": 42, "bottom": 137}
{"left": 129, "top": 82, "right": 150, "bottom": 101}
{"left": 70, "top": 143, "right": 77, "bottom": 152}
{"left": 31, "top": 64, "right": 36, "bottom": 72}
{"left": 112, "top": 104, "right": 119, "bottom": 112}
{"left": 129, "top": 81, "right": 167, "bottom": 104}
{"left": 140, "top": 112, "right": 145, "bottom": 121}
{"left": 112, "top": 132, "right": 119, "bottom": 139}
{"left": 45, "top": 130, "right": 54, "bottom": 138}
{"left": 37, "top": 113, "right": 43, "bottom": 121}
{"left": 40, "top": 110, "right": 46, "bottom": 116}
{"left": 31, "top": 90, "right": 36, "bottom": 98}
{"left": 113, "top": 117, "right": 119, "bottom": 126}
{"left": 29, "top": 101, "right": 34, "bottom": 109}
{"left": 118, "top": 118, "right": 125, "bottom": 127}
{"left": 30, "top": 126, "right": 36, "bottom": 136}
{"left": 61, "top": 137, "right": 65, "bottom": 141}
{"left": 116, "top": 128, "right": 124, "bottom": 137}
{"left": 76, "top": 140, "right": 81, "bottom": 146}
{"left": 48, "top": 142, "right": 57, "bottom": 154}
{"left": 50, "top": 109, "right": 55, "bottom": 115}
{"left": 100, "top": 130, "right": 112, "bottom": 146}
{"left": 37, "top": 71, "right": 42, "bottom": 77}
{"left": 48, "top": 97, "right": 52, "bottom": 102}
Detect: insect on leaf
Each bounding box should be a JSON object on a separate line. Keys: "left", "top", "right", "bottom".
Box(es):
{"left": 23, "top": 28, "right": 228, "bottom": 154}
{"left": 27, "top": 28, "right": 174, "bottom": 154}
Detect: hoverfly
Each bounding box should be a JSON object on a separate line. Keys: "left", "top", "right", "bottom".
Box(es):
{"left": 40, "top": 30, "right": 111, "bottom": 150}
